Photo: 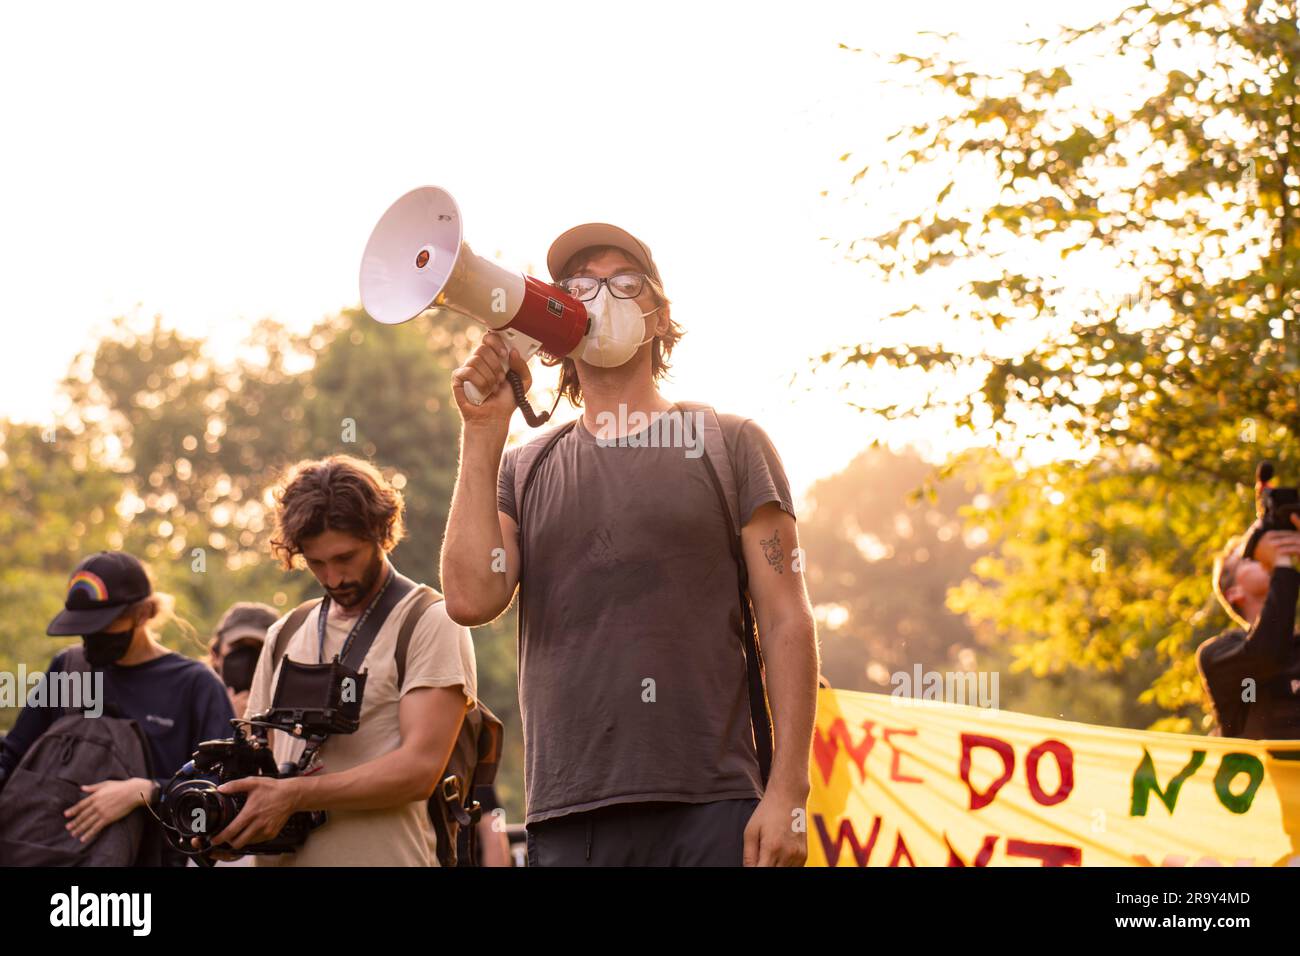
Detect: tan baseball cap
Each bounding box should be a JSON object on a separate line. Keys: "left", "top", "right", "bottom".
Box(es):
{"left": 547, "top": 223, "right": 662, "bottom": 286}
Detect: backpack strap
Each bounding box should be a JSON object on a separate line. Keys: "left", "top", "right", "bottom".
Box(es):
{"left": 678, "top": 400, "right": 774, "bottom": 786}
{"left": 59, "top": 645, "right": 92, "bottom": 718}
{"left": 56, "top": 645, "right": 127, "bottom": 720}
{"left": 471, "top": 700, "right": 504, "bottom": 789}
{"left": 514, "top": 419, "right": 579, "bottom": 608}
{"left": 336, "top": 571, "right": 416, "bottom": 670}
{"left": 272, "top": 598, "right": 323, "bottom": 671}
{"left": 677, "top": 401, "right": 744, "bottom": 542}
{"left": 512, "top": 419, "right": 580, "bottom": 527}
{"left": 394, "top": 585, "right": 444, "bottom": 691}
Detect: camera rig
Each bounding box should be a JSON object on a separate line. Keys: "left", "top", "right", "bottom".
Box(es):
{"left": 155, "top": 655, "right": 367, "bottom": 864}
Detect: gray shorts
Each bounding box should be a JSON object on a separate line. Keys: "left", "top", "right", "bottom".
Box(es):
{"left": 525, "top": 798, "right": 760, "bottom": 867}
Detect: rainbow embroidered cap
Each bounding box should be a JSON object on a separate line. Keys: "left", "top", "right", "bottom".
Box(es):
{"left": 47, "top": 551, "right": 152, "bottom": 636}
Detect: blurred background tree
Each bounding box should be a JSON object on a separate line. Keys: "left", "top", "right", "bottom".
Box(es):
{"left": 803, "top": 443, "right": 1166, "bottom": 726}
{"left": 802, "top": 446, "right": 985, "bottom": 691}
{"left": 0, "top": 422, "right": 122, "bottom": 707}
{"left": 827, "top": 0, "right": 1300, "bottom": 730}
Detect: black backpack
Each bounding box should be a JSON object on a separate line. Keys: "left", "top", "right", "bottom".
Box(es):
{"left": 0, "top": 646, "right": 159, "bottom": 867}
{"left": 273, "top": 584, "right": 504, "bottom": 867}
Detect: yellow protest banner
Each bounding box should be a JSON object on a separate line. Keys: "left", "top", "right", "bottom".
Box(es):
{"left": 807, "top": 688, "right": 1300, "bottom": 866}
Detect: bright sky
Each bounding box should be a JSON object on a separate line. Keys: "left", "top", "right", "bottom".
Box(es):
{"left": 0, "top": 0, "right": 1130, "bottom": 500}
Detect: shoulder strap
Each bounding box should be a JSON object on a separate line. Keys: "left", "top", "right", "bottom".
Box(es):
{"left": 53, "top": 646, "right": 121, "bottom": 720}
{"left": 515, "top": 420, "right": 579, "bottom": 609}
{"left": 275, "top": 573, "right": 417, "bottom": 672}
{"left": 339, "top": 571, "right": 416, "bottom": 671}
{"left": 677, "top": 401, "right": 743, "bottom": 546}
{"left": 58, "top": 645, "right": 94, "bottom": 719}
{"left": 513, "top": 419, "right": 579, "bottom": 527}
{"left": 680, "top": 401, "right": 773, "bottom": 785}
{"left": 272, "top": 599, "right": 323, "bottom": 671}
{"left": 394, "top": 585, "right": 444, "bottom": 691}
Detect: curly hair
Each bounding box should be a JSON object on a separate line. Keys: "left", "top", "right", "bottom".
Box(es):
{"left": 542, "top": 244, "right": 684, "bottom": 408}
{"left": 269, "top": 455, "right": 405, "bottom": 570}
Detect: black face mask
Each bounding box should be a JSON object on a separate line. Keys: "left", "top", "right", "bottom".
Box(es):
{"left": 82, "top": 629, "right": 134, "bottom": 667}
{"left": 221, "top": 644, "right": 262, "bottom": 694}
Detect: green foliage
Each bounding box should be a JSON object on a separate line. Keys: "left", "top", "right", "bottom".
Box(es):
{"left": 802, "top": 444, "right": 1168, "bottom": 728}
{"left": 946, "top": 448, "right": 1231, "bottom": 730}
{"left": 832, "top": 0, "right": 1300, "bottom": 728}
{"left": 0, "top": 423, "right": 124, "bottom": 722}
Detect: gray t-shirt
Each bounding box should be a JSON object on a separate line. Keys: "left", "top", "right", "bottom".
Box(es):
{"left": 498, "top": 406, "right": 795, "bottom": 824}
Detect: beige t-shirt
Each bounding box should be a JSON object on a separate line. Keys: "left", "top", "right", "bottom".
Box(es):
{"left": 243, "top": 584, "right": 476, "bottom": 867}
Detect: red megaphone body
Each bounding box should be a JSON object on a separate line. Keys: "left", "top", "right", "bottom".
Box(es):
{"left": 360, "top": 186, "right": 589, "bottom": 423}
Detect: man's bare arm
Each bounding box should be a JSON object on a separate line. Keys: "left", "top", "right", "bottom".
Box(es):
{"left": 742, "top": 502, "right": 818, "bottom": 798}
{"left": 291, "top": 685, "right": 468, "bottom": 811}
{"left": 739, "top": 501, "right": 818, "bottom": 865}
{"left": 441, "top": 332, "right": 529, "bottom": 625}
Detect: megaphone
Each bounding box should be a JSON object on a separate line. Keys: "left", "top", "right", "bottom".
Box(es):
{"left": 359, "top": 186, "right": 590, "bottom": 426}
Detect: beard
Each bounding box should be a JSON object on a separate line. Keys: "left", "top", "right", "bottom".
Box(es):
{"left": 327, "top": 549, "right": 387, "bottom": 609}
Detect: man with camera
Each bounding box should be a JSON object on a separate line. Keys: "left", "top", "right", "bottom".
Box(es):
{"left": 440, "top": 225, "right": 819, "bottom": 866}
{"left": 1201, "top": 513, "right": 1300, "bottom": 739}
{"left": 201, "top": 455, "right": 477, "bottom": 866}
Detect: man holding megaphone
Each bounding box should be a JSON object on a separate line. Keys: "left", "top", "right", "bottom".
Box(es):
{"left": 436, "top": 220, "right": 819, "bottom": 867}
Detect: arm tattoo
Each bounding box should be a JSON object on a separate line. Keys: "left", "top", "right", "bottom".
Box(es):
{"left": 760, "top": 529, "right": 785, "bottom": 574}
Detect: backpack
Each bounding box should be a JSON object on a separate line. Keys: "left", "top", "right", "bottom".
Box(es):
{"left": 0, "top": 646, "right": 158, "bottom": 867}
{"left": 512, "top": 401, "right": 775, "bottom": 784}
{"left": 272, "top": 584, "right": 504, "bottom": 868}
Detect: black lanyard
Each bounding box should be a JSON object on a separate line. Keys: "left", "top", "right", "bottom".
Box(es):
{"left": 317, "top": 566, "right": 394, "bottom": 664}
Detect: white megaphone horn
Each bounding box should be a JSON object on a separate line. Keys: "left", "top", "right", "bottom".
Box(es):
{"left": 359, "top": 186, "right": 590, "bottom": 426}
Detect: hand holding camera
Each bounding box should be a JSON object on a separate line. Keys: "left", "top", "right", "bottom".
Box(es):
{"left": 157, "top": 654, "right": 367, "bottom": 865}
{"left": 191, "top": 776, "right": 302, "bottom": 860}
{"left": 1252, "top": 513, "right": 1300, "bottom": 574}
{"left": 1242, "top": 462, "right": 1300, "bottom": 574}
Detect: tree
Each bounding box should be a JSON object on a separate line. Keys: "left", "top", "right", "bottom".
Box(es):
{"left": 829, "top": 0, "right": 1300, "bottom": 728}
{"left": 0, "top": 422, "right": 124, "bottom": 730}
{"left": 801, "top": 446, "right": 986, "bottom": 692}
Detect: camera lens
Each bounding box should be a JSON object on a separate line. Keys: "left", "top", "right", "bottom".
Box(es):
{"left": 163, "top": 780, "right": 239, "bottom": 839}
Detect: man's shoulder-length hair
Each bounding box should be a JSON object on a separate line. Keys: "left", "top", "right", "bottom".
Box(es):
{"left": 269, "top": 454, "right": 405, "bottom": 569}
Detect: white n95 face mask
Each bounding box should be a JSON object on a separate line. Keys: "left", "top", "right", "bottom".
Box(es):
{"left": 579, "top": 286, "right": 659, "bottom": 368}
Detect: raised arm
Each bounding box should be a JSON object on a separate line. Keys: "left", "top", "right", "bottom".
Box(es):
{"left": 441, "top": 331, "right": 529, "bottom": 625}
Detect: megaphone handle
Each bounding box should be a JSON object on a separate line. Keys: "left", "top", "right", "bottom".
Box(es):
{"left": 507, "top": 370, "right": 552, "bottom": 428}
{"left": 462, "top": 370, "right": 550, "bottom": 426}
{"left": 461, "top": 332, "right": 551, "bottom": 426}
{"left": 461, "top": 333, "right": 528, "bottom": 405}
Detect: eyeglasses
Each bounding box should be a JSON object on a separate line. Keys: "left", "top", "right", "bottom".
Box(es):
{"left": 558, "top": 272, "right": 658, "bottom": 302}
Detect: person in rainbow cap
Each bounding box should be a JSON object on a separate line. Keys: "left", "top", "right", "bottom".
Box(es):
{"left": 0, "top": 551, "right": 234, "bottom": 865}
